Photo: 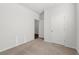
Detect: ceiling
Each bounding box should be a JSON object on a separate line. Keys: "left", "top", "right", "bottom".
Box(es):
{"left": 20, "top": 3, "right": 57, "bottom": 14}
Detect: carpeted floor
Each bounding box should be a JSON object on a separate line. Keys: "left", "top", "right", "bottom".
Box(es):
{"left": 0, "top": 38, "right": 78, "bottom": 55}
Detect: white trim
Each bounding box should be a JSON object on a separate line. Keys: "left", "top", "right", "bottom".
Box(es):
{"left": 0, "top": 39, "right": 33, "bottom": 52}
{"left": 0, "top": 45, "right": 16, "bottom": 52}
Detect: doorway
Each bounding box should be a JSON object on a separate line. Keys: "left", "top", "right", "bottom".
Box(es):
{"left": 34, "top": 20, "right": 39, "bottom": 39}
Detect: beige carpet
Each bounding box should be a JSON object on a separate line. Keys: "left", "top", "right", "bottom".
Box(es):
{"left": 0, "top": 38, "right": 78, "bottom": 55}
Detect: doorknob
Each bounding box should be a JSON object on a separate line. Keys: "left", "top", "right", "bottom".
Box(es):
{"left": 51, "top": 30, "right": 53, "bottom": 32}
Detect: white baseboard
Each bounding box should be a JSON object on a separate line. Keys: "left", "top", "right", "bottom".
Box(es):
{"left": 0, "top": 39, "right": 33, "bottom": 52}
{"left": 44, "top": 39, "right": 77, "bottom": 50}
{"left": 0, "top": 45, "right": 16, "bottom": 52}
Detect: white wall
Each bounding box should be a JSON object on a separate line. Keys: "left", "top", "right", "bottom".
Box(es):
{"left": 44, "top": 4, "right": 76, "bottom": 48}
{"left": 77, "top": 4, "right": 79, "bottom": 53}
{"left": 39, "top": 12, "right": 44, "bottom": 38}
{"left": 0, "top": 3, "right": 39, "bottom": 52}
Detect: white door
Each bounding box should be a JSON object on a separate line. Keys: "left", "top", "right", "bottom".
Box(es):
{"left": 51, "top": 15, "right": 65, "bottom": 45}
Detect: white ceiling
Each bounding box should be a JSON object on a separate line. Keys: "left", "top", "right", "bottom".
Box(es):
{"left": 20, "top": 3, "right": 57, "bottom": 14}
